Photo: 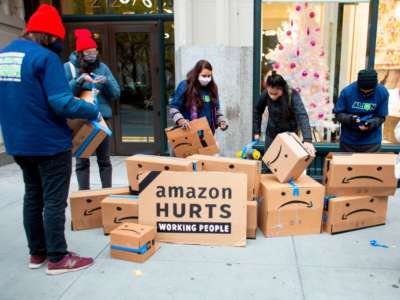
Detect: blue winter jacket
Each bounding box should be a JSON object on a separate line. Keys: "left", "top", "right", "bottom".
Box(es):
{"left": 64, "top": 52, "right": 120, "bottom": 119}
{"left": 0, "top": 39, "right": 99, "bottom": 156}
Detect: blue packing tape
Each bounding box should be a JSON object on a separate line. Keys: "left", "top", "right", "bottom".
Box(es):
{"left": 288, "top": 178, "right": 300, "bottom": 197}
{"left": 193, "top": 161, "right": 198, "bottom": 171}
{"left": 74, "top": 121, "right": 112, "bottom": 158}
{"left": 111, "top": 243, "right": 149, "bottom": 255}
{"left": 324, "top": 195, "right": 335, "bottom": 211}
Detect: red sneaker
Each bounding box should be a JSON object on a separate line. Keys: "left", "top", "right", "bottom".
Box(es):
{"left": 46, "top": 252, "right": 94, "bottom": 275}
{"left": 29, "top": 255, "right": 47, "bottom": 269}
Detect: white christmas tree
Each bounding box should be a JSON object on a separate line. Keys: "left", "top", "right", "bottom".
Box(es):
{"left": 266, "top": 2, "right": 332, "bottom": 125}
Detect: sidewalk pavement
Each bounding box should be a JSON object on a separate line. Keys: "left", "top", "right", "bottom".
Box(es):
{"left": 0, "top": 157, "right": 399, "bottom": 300}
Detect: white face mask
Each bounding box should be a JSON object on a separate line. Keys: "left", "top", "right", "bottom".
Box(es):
{"left": 198, "top": 75, "right": 212, "bottom": 86}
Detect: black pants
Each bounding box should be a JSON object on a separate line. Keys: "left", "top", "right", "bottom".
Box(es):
{"left": 14, "top": 151, "right": 71, "bottom": 263}
{"left": 339, "top": 143, "right": 381, "bottom": 153}
{"left": 76, "top": 134, "right": 112, "bottom": 190}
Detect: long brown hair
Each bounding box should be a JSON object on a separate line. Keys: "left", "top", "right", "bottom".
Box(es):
{"left": 185, "top": 60, "right": 218, "bottom": 109}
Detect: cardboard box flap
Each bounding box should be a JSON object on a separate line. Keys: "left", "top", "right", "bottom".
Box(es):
{"left": 189, "top": 154, "right": 260, "bottom": 167}
{"left": 327, "top": 153, "right": 396, "bottom": 166}
{"left": 70, "top": 187, "right": 130, "bottom": 198}
{"left": 110, "top": 223, "right": 155, "bottom": 249}
{"left": 101, "top": 195, "right": 139, "bottom": 205}
{"left": 126, "top": 154, "right": 193, "bottom": 167}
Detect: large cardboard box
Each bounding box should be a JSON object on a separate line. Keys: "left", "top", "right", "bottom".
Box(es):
{"left": 247, "top": 201, "right": 257, "bottom": 239}
{"left": 126, "top": 154, "right": 195, "bottom": 192}
{"left": 165, "top": 117, "right": 219, "bottom": 157}
{"left": 110, "top": 223, "right": 159, "bottom": 263}
{"left": 139, "top": 171, "right": 247, "bottom": 247}
{"left": 188, "top": 154, "right": 261, "bottom": 201}
{"left": 262, "top": 132, "right": 315, "bottom": 183}
{"left": 323, "top": 196, "right": 388, "bottom": 234}
{"left": 70, "top": 187, "right": 131, "bottom": 231}
{"left": 72, "top": 118, "right": 112, "bottom": 158}
{"left": 323, "top": 153, "right": 397, "bottom": 196}
{"left": 101, "top": 195, "right": 139, "bottom": 234}
{"left": 258, "top": 175, "right": 325, "bottom": 237}
{"left": 383, "top": 114, "right": 400, "bottom": 143}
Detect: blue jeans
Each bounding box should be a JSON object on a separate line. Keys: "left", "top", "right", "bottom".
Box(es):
{"left": 14, "top": 151, "right": 71, "bottom": 262}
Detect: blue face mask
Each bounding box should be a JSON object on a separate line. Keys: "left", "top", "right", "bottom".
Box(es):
{"left": 45, "top": 40, "right": 64, "bottom": 54}
{"left": 83, "top": 54, "right": 98, "bottom": 63}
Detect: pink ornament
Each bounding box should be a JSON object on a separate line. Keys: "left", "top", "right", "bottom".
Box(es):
{"left": 286, "top": 30, "right": 292, "bottom": 36}
{"left": 296, "top": 49, "right": 300, "bottom": 56}
{"left": 318, "top": 113, "right": 325, "bottom": 120}
{"left": 307, "top": 28, "right": 310, "bottom": 36}
{"left": 290, "top": 63, "right": 296, "bottom": 69}
{"left": 310, "top": 103, "right": 317, "bottom": 109}
{"left": 314, "top": 72, "right": 320, "bottom": 79}
{"left": 302, "top": 71, "right": 308, "bottom": 77}
{"left": 278, "top": 44, "right": 284, "bottom": 50}
{"left": 310, "top": 40, "right": 316, "bottom": 47}
{"left": 309, "top": 11, "right": 315, "bottom": 18}
{"left": 295, "top": 5, "right": 301, "bottom": 12}
{"left": 274, "top": 63, "right": 280, "bottom": 70}
{"left": 320, "top": 50, "right": 325, "bottom": 57}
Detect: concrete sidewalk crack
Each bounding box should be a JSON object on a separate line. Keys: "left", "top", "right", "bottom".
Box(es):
{"left": 292, "top": 237, "right": 306, "bottom": 300}
{"left": 57, "top": 243, "right": 110, "bottom": 300}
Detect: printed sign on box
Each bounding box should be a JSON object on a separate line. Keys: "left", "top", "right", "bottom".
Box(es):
{"left": 139, "top": 171, "right": 247, "bottom": 247}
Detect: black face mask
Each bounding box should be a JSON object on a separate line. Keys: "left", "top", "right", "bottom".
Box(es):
{"left": 45, "top": 40, "right": 64, "bottom": 55}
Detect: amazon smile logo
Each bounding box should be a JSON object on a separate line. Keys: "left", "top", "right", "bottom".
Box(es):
{"left": 342, "top": 176, "right": 383, "bottom": 184}
{"left": 113, "top": 216, "right": 138, "bottom": 223}
{"left": 266, "top": 145, "right": 282, "bottom": 166}
{"left": 342, "top": 209, "right": 376, "bottom": 220}
{"left": 83, "top": 207, "right": 101, "bottom": 216}
{"left": 278, "top": 200, "right": 313, "bottom": 209}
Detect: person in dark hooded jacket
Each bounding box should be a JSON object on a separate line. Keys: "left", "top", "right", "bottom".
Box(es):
{"left": 64, "top": 29, "right": 120, "bottom": 190}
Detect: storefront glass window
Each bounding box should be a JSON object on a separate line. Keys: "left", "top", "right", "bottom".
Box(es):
{"left": 375, "top": 0, "right": 400, "bottom": 144}
{"left": 61, "top": 0, "right": 158, "bottom": 15}
{"left": 260, "top": 1, "right": 369, "bottom": 143}
{"left": 164, "top": 20, "right": 175, "bottom": 126}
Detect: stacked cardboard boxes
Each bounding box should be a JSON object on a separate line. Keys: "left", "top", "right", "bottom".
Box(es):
{"left": 259, "top": 132, "right": 324, "bottom": 237}
{"left": 322, "top": 153, "right": 397, "bottom": 233}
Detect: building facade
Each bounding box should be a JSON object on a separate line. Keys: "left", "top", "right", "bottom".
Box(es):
{"left": 1, "top": 0, "right": 398, "bottom": 155}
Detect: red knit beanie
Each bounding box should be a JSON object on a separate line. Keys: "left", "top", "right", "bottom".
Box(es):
{"left": 26, "top": 4, "right": 65, "bottom": 40}
{"left": 75, "top": 29, "right": 97, "bottom": 52}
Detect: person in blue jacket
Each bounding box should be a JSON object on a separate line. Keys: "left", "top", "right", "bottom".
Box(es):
{"left": 0, "top": 4, "right": 97, "bottom": 274}
{"left": 334, "top": 69, "right": 389, "bottom": 152}
{"left": 169, "top": 60, "right": 228, "bottom": 133}
{"left": 64, "top": 29, "right": 120, "bottom": 190}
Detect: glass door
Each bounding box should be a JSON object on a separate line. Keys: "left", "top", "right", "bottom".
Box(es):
{"left": 109, "top": 23, "right": 161, "bottom": 155}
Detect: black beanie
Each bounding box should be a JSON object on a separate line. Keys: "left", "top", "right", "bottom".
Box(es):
{"left": 357, "top": 69, "right": 378, "bottom": 90}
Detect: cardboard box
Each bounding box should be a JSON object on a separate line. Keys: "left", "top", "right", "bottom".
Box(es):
{"left": 101, "top": 195, "right": 139, "bottom": 234}
{"left": 323, "top": 195, "right": 388, "bottom": 234}
{"left": 72, "top": 118, "right": 112, "bottom": 158}
{"left": 110, "top": 223, "right": 159, "bottom": 263}
{"left": 262, "top": 132, "right": 315, "bottom": 183}
{"left": 247, "top": 201, "right": 257, "bottom": 239}
{"left": 165, "top": 117, "right": 219, "bottom": 157}
{"left": 126, "top": 154, "right": 195, "bottom": 192}
{"left": 383, "top": 114, "right": 400, "bottom": 144}
{"left": 323, "top": 153, "right": 397, "bottom": 196}
{"left": 67, "top": 90, "right": 97, "bottom": 135}
{"left": 188, "top": 154, "right": 261, "bottom": 201}
{"left": 258, "top": 174, "right": 325, "bottom": 237}
{"left": 139, "top": 171, "right": 247, "bottom": 247}
{"left": 70, "top": 187, "right": 131, "bottom": 231}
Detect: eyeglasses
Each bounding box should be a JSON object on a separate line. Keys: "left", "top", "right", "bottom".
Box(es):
{"left": 83, "top": 49, "right": 98, "bottom": 55}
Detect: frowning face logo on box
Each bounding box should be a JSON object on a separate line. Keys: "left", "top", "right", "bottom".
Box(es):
{"left": 113, "top": 206, "right": 138, "bottom": 224}
{"left": 83, "top": 199, "right": 101, "bottom": 216}
{"left": 277, "top": 189, "right": 314, "bottom": 209}
{"left": 341, "top": 166, "right": 384, "bottom": 184}
{"left": 341, "top": 198, "right": 377, "bottom": 220}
